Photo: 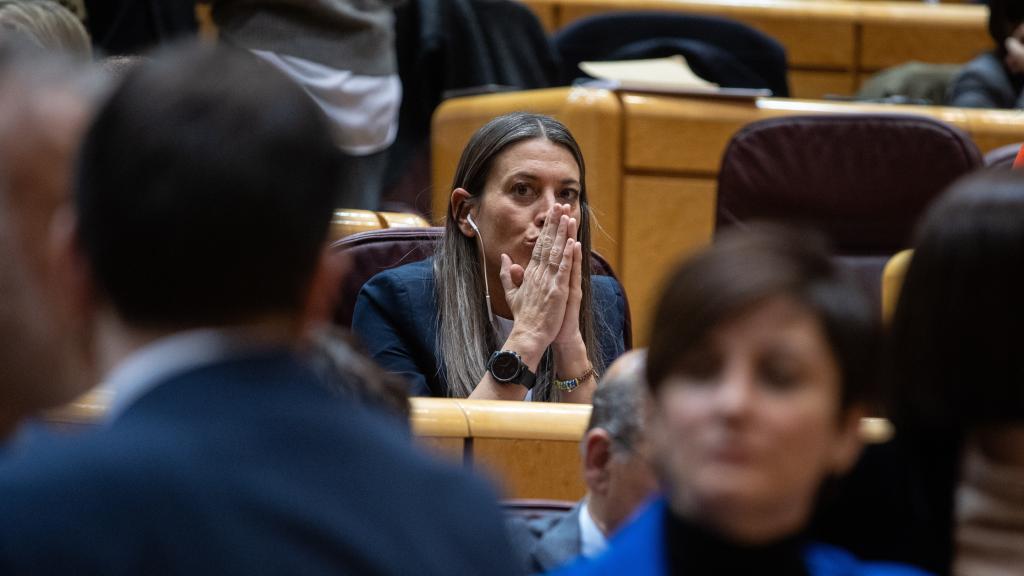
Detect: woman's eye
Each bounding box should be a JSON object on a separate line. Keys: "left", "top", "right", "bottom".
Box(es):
{"left": 559, "top": 188, "right": 580, "bottom": 203}
{"left": 511, "top": 183, "right": 534, "bottom": 197}
{"left": 759, "top": 361, "right": 802, "bottom": 392}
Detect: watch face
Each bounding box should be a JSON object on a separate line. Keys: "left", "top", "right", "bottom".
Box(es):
{"left": 490, "top": 352, "right": 522, "bottom": 381}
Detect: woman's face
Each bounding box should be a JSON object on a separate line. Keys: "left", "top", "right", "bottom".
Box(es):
{"left": 470, "top": 138, "right": 582, "bottom": 271}
{"left": 648, "top": 296, "right": 862, "bottom": 543}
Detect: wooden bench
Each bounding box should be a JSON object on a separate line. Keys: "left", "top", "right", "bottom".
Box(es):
{"left": 432, "top": 87, "right": 1024, "bottom": 344}
{"left": 520, "top": 0, "right": 991, "bottom": 98}
{"left": 329, "top": 209, "right": 430, "bottom": 241}
{"left": 48, "top": 392, "right": 893, "bottom": 500}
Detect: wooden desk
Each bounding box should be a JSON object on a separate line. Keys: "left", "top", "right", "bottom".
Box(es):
{"left": 329, "top": 209, "right": 430, "bottom": 241}
{"left": 433, "top": 87, "right": 1024, "bottom": 344}
{"left": 47, "top": 394, "right": 892, "bottom": 500}
{"left": 519, "top": 0, "right": 990, "bottom": 98}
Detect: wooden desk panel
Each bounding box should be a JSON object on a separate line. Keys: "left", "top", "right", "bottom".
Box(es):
{"left": 415, "top": 437, "right": 466, "bottom": 462}
{"left": 459, "top": 399, "right": 590, "bottom": 441}
{"left": 859, "top": 3, "right": 990, "bottom": 71}
{"left": 622, "top": 176, "right": 715, "bottom": 344}
{"left": 623, "top": 94, "right": 973, "bottom": 174}
{"left": 330, "top": 209, "right": 384, "bottom": 241}
{"left": 410, "top": 397, "right": 471, "bottom": 437}
{"left": 789, "top": 71, "right": 858, "bottom": 100}
{"left": 963, "top": 108, "right": 1024, "bottom": 153}
{"left": 472, "top": 438, "right": 586, "bottom": 500}
{"left": 44, "top": 394, "right": 892, "bottom": 500}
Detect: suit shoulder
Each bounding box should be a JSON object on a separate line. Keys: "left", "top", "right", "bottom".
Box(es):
{"left": 363, "top": 258, "right": 435, "bottom": 288}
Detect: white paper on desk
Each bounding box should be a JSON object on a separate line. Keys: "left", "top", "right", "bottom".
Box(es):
{"left": 579, "top": 55, "right": 719, "bottom": 91}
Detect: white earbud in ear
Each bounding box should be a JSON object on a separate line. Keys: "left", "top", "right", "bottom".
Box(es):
{"left": 466, "top": 213, "right": 481, "bottom": 237}
{"left": 464, "top": 211, "right": 494, "bottom": 326}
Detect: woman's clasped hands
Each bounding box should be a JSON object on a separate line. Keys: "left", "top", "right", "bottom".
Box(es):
{"left": 499, "top": 204, "right": 583, "bottom": 353}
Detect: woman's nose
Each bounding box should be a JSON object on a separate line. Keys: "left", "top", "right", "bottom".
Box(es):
{"left": 714, "top": 366, "right": 757, "bottom": 420}
{"left": 533, "top": 193, "right": 557, "bottom": 228}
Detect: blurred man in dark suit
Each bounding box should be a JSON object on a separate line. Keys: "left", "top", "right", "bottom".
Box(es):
{"left": 0, "top": 43, "right": 518, "bottom": 576}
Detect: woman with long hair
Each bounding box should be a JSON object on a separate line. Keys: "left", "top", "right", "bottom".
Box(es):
{"left": 886, "top": 170, "right": 1024, "bottom": 576}
{"left": 353, "top": 112, "right": 626, "bottom": 402}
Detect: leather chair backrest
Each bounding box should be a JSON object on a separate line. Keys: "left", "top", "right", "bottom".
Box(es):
{"left": 716, "top": 114, "right": 982, "bottom": 255}
{"left": 331, "top": 227, "right": 632, "bottom": 348}
{"left": 553, "top": 11, "right": 789, "bottom": 96}
{"left": 716, "top": 114, "right": 981, "bottom": 312}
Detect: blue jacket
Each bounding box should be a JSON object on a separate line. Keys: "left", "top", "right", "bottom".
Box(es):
{"left": 551, "top": 499, "right": 933, "bottom": 576}
{"left": 352, "top": 258, "right": 627, "bottom": 397}
{"left": 0, "top": 351, "right": 518, "bottom": 575}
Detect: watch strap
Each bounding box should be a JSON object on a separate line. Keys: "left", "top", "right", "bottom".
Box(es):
{"left": 487, "top": 350, "right": 537, "bottom": 390}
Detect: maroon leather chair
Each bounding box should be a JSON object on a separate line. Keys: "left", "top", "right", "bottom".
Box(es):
{"left": 716, "top": 114, "right": 982, "bottom": 308}
{"left": 331, "top": 227, "right": 633, "bottom": 349}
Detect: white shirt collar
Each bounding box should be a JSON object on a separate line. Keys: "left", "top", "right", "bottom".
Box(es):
{"left": 578, "top": 498, "right": 608, "bottom": 558}
{"left": 101, "top": 328, "right": 264, "bottom": 423}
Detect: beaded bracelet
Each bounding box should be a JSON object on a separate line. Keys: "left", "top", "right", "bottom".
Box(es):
{"left": 554, "top": 367, "right": 596, "bottom": 392}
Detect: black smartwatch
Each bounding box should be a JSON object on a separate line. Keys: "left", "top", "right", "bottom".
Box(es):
{"left": 486, "top": 350, "right": 537, "bottom": 390}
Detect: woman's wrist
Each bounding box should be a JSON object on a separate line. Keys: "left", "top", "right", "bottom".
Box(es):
{"left": 552, "top": 333, "right": 589, "bottom": 378}
{"left": 502, "top": 329, "right": 547, "bottom": 373}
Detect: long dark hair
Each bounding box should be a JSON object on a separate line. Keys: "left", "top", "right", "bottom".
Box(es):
{"left": 435, "top": 112, "right": 605, "bottom": 400}
{"left": 885, "top": 169, "right": 1024, "bottom": 575}
{"left": 989, "top": 0, "right": 1024, "bottom": 59}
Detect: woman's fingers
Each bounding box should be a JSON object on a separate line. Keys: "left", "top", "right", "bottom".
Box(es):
{"left": 555, "top": 238, "right": 575, "bottom": 288}
{"left": 567, "top": 215, "right": 578, "bottom": 243}
{"left": 571, "top": 239, "right": 583, "bottom": 297}
{"left": 499, "top": 253, "right": 516, "bottom": 296}
{"left": 548, "top": 215, "right": 570, "bottom": 269}
{"left": 532, "top": 205, "right": 560, "bottom": 266}
{"left": 509, "top": 263, "right": 525, "bottom": 288}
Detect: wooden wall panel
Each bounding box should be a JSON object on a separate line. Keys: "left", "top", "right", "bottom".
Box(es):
{"left": 622, "top": 176, "right": 716, "bottom": 346}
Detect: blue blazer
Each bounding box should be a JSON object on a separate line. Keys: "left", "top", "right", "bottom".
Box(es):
{"left": 551, "top": 499, "right": 934, "bottom": 576}
{"left": 0, "top": 351, "right": 518, "bottom": 575}
{"left": 352, "top": 258, "right": 627, "bottom": 397}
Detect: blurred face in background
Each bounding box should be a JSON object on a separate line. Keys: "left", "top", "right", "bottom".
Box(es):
{"left": 0, "top": 58, "right": 101, "bottom": 434}
{"left": 647, "top": 295, "right": 863, "bottom": 544}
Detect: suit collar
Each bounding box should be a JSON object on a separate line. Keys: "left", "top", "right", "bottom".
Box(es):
{"left": 533, "top": 502, "right": 584, "bottom": 572}
{"left": 103, "top": 329, "right": 298, "bottom": 423}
